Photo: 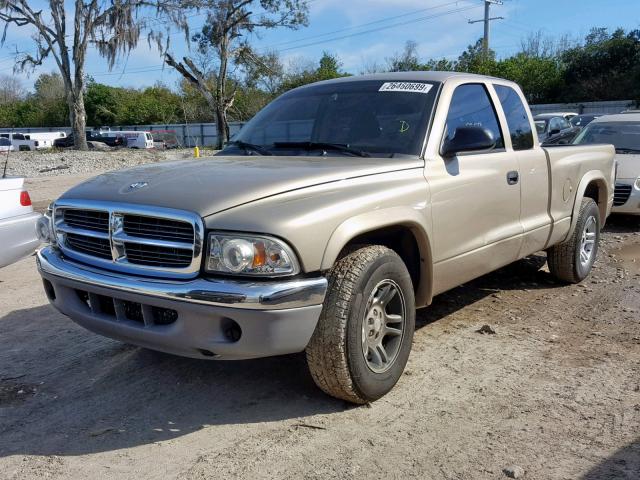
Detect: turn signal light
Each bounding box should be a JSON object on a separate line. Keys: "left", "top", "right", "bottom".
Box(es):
{"left": 20, "top": 190, "right": 32, "bottom": 206}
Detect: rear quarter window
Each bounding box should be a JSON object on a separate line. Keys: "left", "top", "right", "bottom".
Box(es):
{"left": 495, "top": 85, "right": 534, "bottom": 150}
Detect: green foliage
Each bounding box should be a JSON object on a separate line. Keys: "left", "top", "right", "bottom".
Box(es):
{"left": 560, "top": 28, "right": 640, "bottom": 102}
{"left": 494, "top": 54, "right": 563, "bottom": 104}
{"left": 455, "top": 39, "right": 497, "bottom": 75}
{"left": 277, "top": 52, "right": 350, "bottom": 93}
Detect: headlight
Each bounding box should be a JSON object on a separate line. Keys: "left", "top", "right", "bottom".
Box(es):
{"left": 635, "top": 177, "right": 640, "bottom": 190}
{"left": 36, "top": 205, "right": 55, "bottom": 243}
{"left": 206, "top": 233, "right": 300, "bottom": 276}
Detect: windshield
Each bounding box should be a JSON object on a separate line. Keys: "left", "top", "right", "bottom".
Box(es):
{"left": 225, "top": 80, "right": 440, "bottom": 157}
{"left": 573, "top": 121, "right": 640, "bottom": 151}
{"left": 534, "top": 121, "right": 546, "bottom": 134}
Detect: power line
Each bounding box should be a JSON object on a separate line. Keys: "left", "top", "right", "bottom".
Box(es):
{"left": 259, "top": 0, "right": 475, "bottom": 50}
{"left": 88, "top": 3, "right": 482, "bottom": 77}
{"left": 272, "top": 4, "right": 482, "bottom": 54}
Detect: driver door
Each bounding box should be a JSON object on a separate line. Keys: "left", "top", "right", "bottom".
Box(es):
{"left": 426, "top": 82, "right": 523, "bottom": 295}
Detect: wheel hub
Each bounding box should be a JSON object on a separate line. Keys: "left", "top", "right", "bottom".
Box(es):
{"left": 361, "top": 280, "right": 406, "bottom": 374}
{"left": 579, "top": 215, "right": 597, "bottom": 267}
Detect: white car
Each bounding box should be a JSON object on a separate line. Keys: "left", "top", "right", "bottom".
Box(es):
{"left": 0, "top": 177, "right": 42, "bottom": 268}
{"left": 543, "top": 111, "right": 579, "bottom": 120}
{"left": 573, "top": 113, "right": 640, "bottom": 215}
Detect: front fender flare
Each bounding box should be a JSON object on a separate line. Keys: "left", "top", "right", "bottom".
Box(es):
{"left": 320, "top": 206, "right": 433, "bottom": 307}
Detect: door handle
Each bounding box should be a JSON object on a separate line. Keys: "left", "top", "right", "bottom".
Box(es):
{"left": 507, "top": 171, "right": 519, "bottom": 185}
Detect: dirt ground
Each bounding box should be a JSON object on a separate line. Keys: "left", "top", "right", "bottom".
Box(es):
{"left": 0, "top": 175, "right": 639, "bottom": 480}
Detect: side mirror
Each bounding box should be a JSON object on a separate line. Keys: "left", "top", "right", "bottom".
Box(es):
{"left": 441, "top": 126, "right": 496, "bottom": 157}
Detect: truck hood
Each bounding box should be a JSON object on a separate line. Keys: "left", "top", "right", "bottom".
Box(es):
{"left": 615, "top": 153, "right": 640, "bottom": 180}
{"left": 60, "top": 155, "right": 423, "bottom": 217}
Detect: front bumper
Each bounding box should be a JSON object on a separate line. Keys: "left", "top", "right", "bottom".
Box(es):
{"left": 612, "top": 180, "right": 640, "bottom": 215}
{"left": 37, "top": 246, "right": 327, "bottom": 359}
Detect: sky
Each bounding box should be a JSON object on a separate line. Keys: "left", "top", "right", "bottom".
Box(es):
{"left": 0, "top": 0, "right": 639, "bottom": 91}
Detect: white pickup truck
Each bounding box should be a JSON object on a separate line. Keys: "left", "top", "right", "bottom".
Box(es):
{"left": 36, "top": 72, "right": 615, "bottom": 403}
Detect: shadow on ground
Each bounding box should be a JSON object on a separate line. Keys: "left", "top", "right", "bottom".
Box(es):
{"left": 0, "top": 252, "right": 560, "bottom": 458}
{"left": 581, "top": 438, "right": 640, "bottom": 479}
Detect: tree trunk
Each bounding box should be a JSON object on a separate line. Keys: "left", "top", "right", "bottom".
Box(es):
{"left": 214, "top": 104, "right": 230, "bottom": 150}
{"left": 68, "top": 89, "right": 88, "bottom": 150}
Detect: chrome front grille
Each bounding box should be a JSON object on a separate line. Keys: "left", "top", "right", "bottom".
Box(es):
{"left": 123, "top": 215, "right": 194, "bottom": 242}
{"left": 614, "top": 183, "right": 632, "bottom": 206}
{"left": 124, "top": 242, "right": 193, "bottom": 268}
{"left": 66, "top": 233, "right": 112, "bottom": 259}
{"left": 53, "top": 200, "right": 204, "bottom": 279}
{"left": 64, "top": 210, "right": 110, "bottom": 233}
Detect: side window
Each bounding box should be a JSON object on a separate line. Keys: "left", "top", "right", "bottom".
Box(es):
{"left": 494, "top": 85, "right": 534, "bottom": 150}
{"left": 13, "top": 133, "right": 25, "bottom": 140}
{"left": 444, "top": 83, "right": 504, "bottom": 150}
{"left": 549, "top": 118, "right": 563, "bottom": 132}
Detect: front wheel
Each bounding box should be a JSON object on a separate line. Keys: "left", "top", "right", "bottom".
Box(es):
{"left": 306, "top": 245, "right": 415, "bottom": 404}
{"left": 547, "top": 197, "right": 600, "bottom": 283}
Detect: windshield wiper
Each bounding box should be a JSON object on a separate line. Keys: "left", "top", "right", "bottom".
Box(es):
{"left": 272, "top": 141, "right": 370, "bottom": 158}
{"left": 226, "top": 140, "right": 273, "bottom": 156}
{"left": 615, "top": 147, "right": 640, "bottom": 154}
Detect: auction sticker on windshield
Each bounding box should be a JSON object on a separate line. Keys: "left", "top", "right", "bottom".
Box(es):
{"left": 379, "top": 82, "right": 433, "bottom": 94}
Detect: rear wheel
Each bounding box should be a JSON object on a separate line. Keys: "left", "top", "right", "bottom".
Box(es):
{"left": 306, "top": 245, "right": 415, "bottom": 404}
{"left": 547, "top": 198, "right": 600, "bottom": 283}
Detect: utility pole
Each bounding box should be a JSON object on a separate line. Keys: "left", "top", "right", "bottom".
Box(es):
{"left": 468, "top": 0, "right": 504, "bottom": 56}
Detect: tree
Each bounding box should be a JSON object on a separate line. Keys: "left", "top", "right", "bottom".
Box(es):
{"left": 0, "top": 74, "right": 24, "bottom": 104}
{"left": 165, "top": 0, "right": 309, "bottom": 149}
{"left": 387, "top": 40, "right": 421, "bottom": 72}
{"left": 560, "top": 28, "right": 640, "bottom": 102}
{"left": 0, "top": 0, "right": 187, "bottom": 149}
{"left": 277, "top": 52, "right": 349, "bottom": 92}
{"left": 495, "top": 54, "right": 563, "bottom": 103}
{"left": 456, "top": 38, "right": 497, "bottom": 74}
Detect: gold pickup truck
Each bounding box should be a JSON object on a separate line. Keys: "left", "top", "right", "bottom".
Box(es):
{"left": 36, "top": 72, "right": 615, "bottom": 403}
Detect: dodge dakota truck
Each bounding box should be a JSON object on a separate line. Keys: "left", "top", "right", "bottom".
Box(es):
{"left": 36, "top": 72, "right": 615, "bottom": 404}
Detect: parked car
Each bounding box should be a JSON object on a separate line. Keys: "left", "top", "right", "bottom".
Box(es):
{"left": 36, "top": 72, "right": 615, "bottom": 403}
{"left": 102, "top": 131, "right": 154, "bottom": 149}
{"left": 534, "top": 114, "right": 580, "bottom": 143}
{"left": 542, "top": 128, "right": 582, "bottom": 145}
{"left": 573, "top": 113, "right": 640, "bottom": 215}
{"left": 570, "top": 114, "right": 602, "bottom": 128}
{"left": 54, "top": 131, "right": 125, "bottom": 148}
{"left": 0, "top": 177, "right": 41, "bottom": 268}
{"left": 0, "top": 132, "right": 41, "bottom": 151}
{"left": 542, "top": 111, "right": 579, "bottom": 121}
{"left": 0, "top": 137, "right": 14, "bottom": 152}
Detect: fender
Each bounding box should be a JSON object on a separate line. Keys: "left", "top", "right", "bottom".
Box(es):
{"left": 320, "top": 206, "right": 434, "bottom": 307}
{"left": 563, "top": 170, "right": 610, "bottom": 243}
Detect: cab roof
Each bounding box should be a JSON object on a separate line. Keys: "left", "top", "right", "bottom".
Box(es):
{"left": 300, "top": 71, "right": 516, "bottom": 88}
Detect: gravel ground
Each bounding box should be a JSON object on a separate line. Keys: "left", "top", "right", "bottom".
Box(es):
{"left": 2, "top": 148, "right": 212, "bottom": 178}
{"left": 0, "top": 174, "right": 639, "bottom": 480}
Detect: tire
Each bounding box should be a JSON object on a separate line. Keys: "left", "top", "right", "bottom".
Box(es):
{"left": 547, "top": 197, "right": 600, "bottom": 283}
{"left": 306, "top": 245, "right": 415, "bottom": 404}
